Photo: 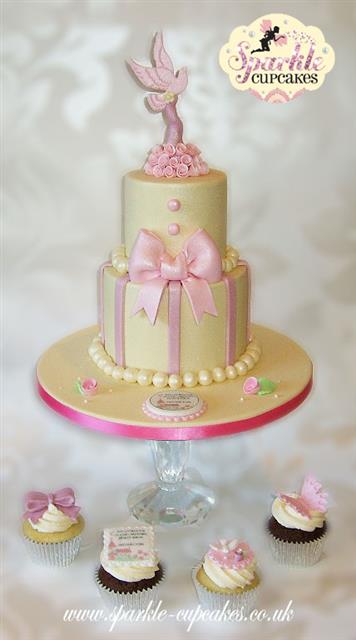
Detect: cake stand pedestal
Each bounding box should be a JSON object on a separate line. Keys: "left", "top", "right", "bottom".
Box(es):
{"left": 37, "top": 324, "right": 312, "bottom": 527}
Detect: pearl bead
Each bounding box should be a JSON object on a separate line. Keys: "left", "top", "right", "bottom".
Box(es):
{"left": 183, "top": 371, "right": 198, "bottom": 388}
{"left": 198, "top": 370, "right": 213, "bottom": 386}
{"left": 168, "top": 223, "right": 180, "bottom": 236}
{"left": 248, "top": 341, "right": 261, "bottom": 355}
{"left": 137, "top": 369, "right": 153, "bottom": 386}
{"left": 92, "top": 351, "right": 102, "bottom": 363}
{"left": 241, "top": 354, "right": 255, "bottom": 370}
{"left": 246, "top": 348, "right": 260, "bottom": 362}
{"left": 212, "top": 367, "right": 226, "bottom": 383}
{"left": 227, "top": 247, "right": 239, "bottom": 259}
{"left": 224, "top": 258, "right": 234, "bottom": 272}
{"left": 112, "top": 366, "right": 124, "bottom": 380}
{"left": 235, "top": 361, "right": 248, "bottom": 376}
{"left": 104, "top": 364, "right": 114, "bottom": 376}
{"left": 98, "top": 357, "right": 108, "bottom": 369}
{"left": 225, "top": 365, "right": 238, "bottom": 380}
{"left": 114, "top": 256, "right": 128, "bottom": 273}
{"left": 167, "top": 198, "right": 181, "bottom": 212}
{"left": 168, "top": 374, "right": 182, "bottom": 389}
{"left": 93, "top": 335, "right": 102, "bottom": 344}
{"left": 88, "top": 344, "right": 99, "bottom": 356}
{"left": 152, "top": 372, "right": 168, "bottom": 388}
{"left": 123, "top": 368, "right": 138, "bottom": 383}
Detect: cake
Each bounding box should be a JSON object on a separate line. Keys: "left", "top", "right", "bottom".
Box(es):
{"left": 22, "top": 487, "right": 84, "bottom": 566}
{"left": 95, "top": 525, "right": 164, "bottom": 609}
{"left": 267, "top": 474, "right": 328, "bottom": 566}
{"left": 192, "top": 538, "right": 260, "bottom": 611}
{"left": 88, "top": 32, "right": 261, "bottom": 390}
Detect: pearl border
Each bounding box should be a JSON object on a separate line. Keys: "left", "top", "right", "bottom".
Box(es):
{"left": 88, "top": 335, "right": 261, "bottom": 389}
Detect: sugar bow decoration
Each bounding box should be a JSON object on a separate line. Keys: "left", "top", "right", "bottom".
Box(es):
{"left": 207, "top": 539, "right": 254, "bottom": 570}
{"left": 128, "top": 32, "right": 209, "bottom": 177}
{"left": 279, "top": 474, "right": 328, "bottom": 518}
{"left": 128, "top": 32, "right": 187, "bottom": 146}
{"left": 23, "top": 488, "right": 80, "bottom": 523}
{"left": 129, "top": 228, "right": 222, "bottom": 324}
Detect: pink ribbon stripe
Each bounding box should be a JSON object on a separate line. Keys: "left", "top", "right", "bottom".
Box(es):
{"left": 115, "top": 275, "right": 129, "bottom": 367}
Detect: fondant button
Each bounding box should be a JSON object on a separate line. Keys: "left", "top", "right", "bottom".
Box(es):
{"left": 168, "top": 223, "right": 180, "bottom": 235}
{"left": 167, "top": 198, "right": 181, "bottom": 212}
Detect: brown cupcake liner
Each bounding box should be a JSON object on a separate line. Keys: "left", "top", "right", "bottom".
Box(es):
{"left": 191, "top": 565, "right": 259, "bottom": 613}
{"left": 95, "top": 566, "right": 165, "bottom": 611}
{"left": 267, "top": 529, "right": 326, "bottom": 566}
{"left": 23, "top": 534, "right": 82, "bottom": 567}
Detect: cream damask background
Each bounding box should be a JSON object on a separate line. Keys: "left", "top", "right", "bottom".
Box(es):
{"left": 3, "top": 1, "right": 355, "bottom": 639}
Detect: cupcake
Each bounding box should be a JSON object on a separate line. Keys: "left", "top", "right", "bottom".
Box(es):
{"left": 22, "top": 487, "right": 84, "bottom": 566}
{"left": 192, "top": 538, "right": 260, "bottom": 612}
{"left": 267, "top": 474, "right": 328, "bottom": 566}
{"left": 95, "top": 525, "right": 164, "bottom": 610}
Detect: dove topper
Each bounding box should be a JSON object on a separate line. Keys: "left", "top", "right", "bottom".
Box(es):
{"left": 128, "top": 32, "right": 209, "bottom": 178}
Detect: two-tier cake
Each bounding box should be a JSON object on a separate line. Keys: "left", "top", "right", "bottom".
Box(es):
{"left": 89, "top": 32, "right": 261, "bottom": 390}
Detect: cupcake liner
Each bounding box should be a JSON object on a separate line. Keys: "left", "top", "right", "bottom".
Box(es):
{"left": 23, "top": 534, "right": 82, "bottom": 567}
{"left": 267, "top": 530, "right": 326, "bottom": 567}
{"left": 95, "top": 567, "right": 165, "bottom": 611}
{"left": 191, "top": 565, "right": 259, "bottom": 613}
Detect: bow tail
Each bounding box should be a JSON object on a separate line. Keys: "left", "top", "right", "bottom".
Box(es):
{"left": 59, "top": 505, "right": 81, "bottom": 521}
{"left": 131, "top": 278, "right": 168, "bottom": 325}
{"left": 183, "top": 277, "right": 218, "bottom": 324}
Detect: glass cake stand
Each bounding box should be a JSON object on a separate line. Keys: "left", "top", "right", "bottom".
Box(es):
{"left": 37, "top": 324, "right": 313, "bottom": 528}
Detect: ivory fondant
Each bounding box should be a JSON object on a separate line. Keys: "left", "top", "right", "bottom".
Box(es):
{"left": 123, "top": 170, "right": 227, "bottom": 257}
{"left": 102, "top": 264, "right": 249, "bottom": 374}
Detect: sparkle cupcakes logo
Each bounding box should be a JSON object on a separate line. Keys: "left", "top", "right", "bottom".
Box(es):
{"left": 219, "top": 14, "right": 335, "bottom": 103}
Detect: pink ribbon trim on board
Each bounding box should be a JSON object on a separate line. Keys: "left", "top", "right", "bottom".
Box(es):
{"left": 37, "top": 376, "right": 312, "bottom": 441}
{"left": 128, "top": 228, "right": 222, "bottom": 325}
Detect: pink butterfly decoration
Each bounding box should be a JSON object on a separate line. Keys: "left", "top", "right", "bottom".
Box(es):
{"left": 128, "top": 32, "right": 188, "bottom": 113}
{"left": 279, "top": 474, "right": 328, "bottom": 517}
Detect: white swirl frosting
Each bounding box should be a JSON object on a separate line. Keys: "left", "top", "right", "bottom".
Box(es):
{"left": 29, "top": 503, "right": 77, "bottom": 533}
{"left": 272, "top": 494, "right": 326, "bottom": 532}
{"left": 100, "top": 550, "right": 159, "bottom": 582}
{"left": 203, "top": 555, "right": 256, "bottom": 589}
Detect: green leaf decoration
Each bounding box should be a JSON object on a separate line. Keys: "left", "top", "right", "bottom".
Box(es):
{"left": 257, "top": 377, "right": 277, "bottom": 396}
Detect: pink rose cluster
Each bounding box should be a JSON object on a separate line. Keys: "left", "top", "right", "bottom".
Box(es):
{"left": 144, "top": 142, "right": 209, "bottom": 178}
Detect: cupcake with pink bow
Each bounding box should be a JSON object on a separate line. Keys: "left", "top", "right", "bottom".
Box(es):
{"left": 267, "top": 474, "right": 328, "bottom": 566}
{"left": 192, "top": 538, "right": 260, "bottom": 611}
{"left": 22, "top": 487, "right": 84, "bottom": 566}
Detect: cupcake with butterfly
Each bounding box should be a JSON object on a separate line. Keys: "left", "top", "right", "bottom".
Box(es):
{"left": 267, "top": 474, "right": 328, "bottom": 566}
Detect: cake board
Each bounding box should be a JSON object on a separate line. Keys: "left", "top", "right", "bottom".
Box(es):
{"left": 37, "top": 324, "right": 312, "bottom": 527}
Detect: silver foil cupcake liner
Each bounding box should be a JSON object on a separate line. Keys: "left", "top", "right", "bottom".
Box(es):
{"left": 24, "top": 534, "right": 82, "bottom": 567}
{"left": 95, "top": 567, "right": 165, "bottom": 611}
{"left": 267, "top": 531, "right": 326, "bottom": 566}
{"left": 191, "top": 565, "right": 259, "bottom": 613}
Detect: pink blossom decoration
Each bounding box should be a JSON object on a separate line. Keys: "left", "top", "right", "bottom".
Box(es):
{"left": 243, "top": 376, "right": 260, "bottom": 395}
{"left": 76, "top": 377, "right": 98, "bottom": 397}
{"left": 144, "top": 142, "right": 209, "bottom": 178}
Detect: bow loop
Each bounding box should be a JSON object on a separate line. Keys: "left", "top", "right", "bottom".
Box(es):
{"left": 23, "top": 488, "right": 80, "bottom": 523}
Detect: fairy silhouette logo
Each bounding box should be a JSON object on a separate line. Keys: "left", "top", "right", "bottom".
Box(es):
{"left": 219, "top": 14, "right": 335, "bottom": 103}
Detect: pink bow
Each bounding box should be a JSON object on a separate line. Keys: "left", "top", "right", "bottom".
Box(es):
{"left": 23, "top": 488, "right": 80, "bottom": 523}
{"left": 128, "top": 228, "right": 222, "bottom": 324}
